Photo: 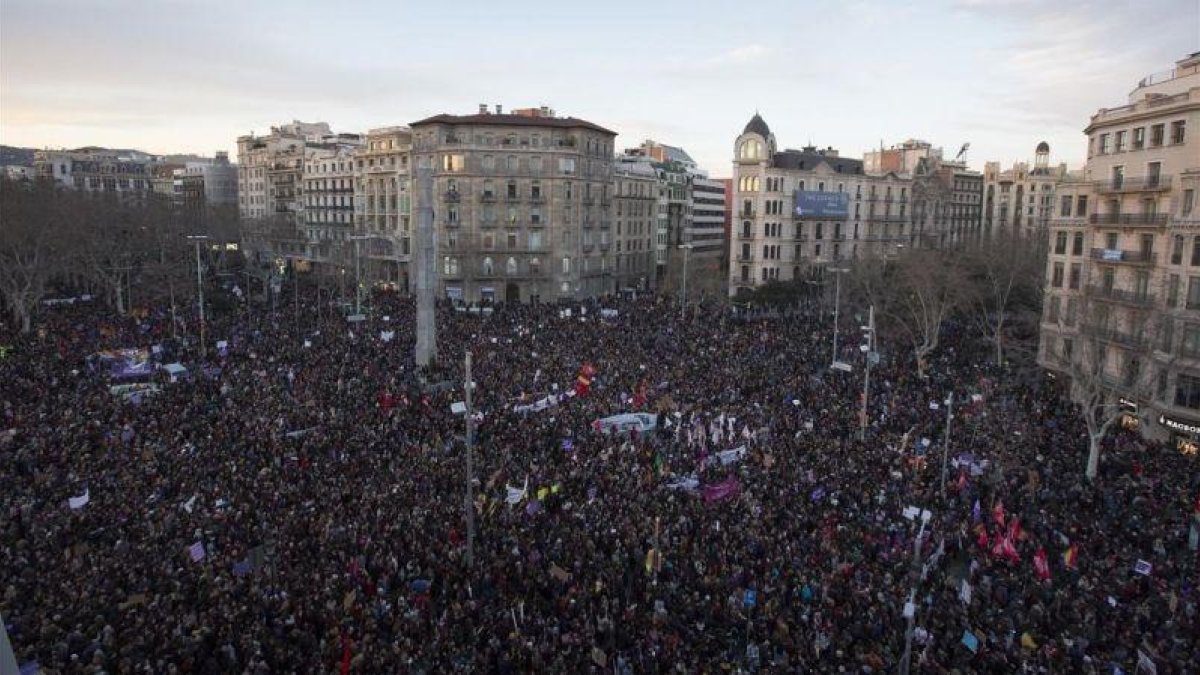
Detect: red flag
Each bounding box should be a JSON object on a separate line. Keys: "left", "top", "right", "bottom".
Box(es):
{"left": 992, "top": 499, "right": 1005, "bottom": 526}
{"left": 340, "top": 631, "right": 352, "bottom": 675}
{"left": 1033, "top": 548, "right": 1051, "bottom": 581}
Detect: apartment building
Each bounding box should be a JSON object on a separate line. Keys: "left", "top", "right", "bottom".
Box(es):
{"left": 864, "top": 139, "right": 983, "bottom": 247}
{"left": 983, "top": 143, "right": 1071, "bottom": 237}
{"left": 410, "top": 105, "right": 617, "bottom": 304}
{"left": 353, "top": 126, "right": 413, "bottom": 288}
{"left": 302, "top": 139, "right": 361, "bottom": 264}
{"left": 34, "top": 147, "right": 164, "bottom": 195}
{"left": 174, "top": 152, "right": 238, "bottom": 210}
{"left": 1039, "top": 51, "right": 1200, "bottom": 447}
{"left": 612, "top": 154, "right": 658, "bottom": 292}
{"left": 731, "top": 113, "right": 910, "bottom": 296}
{"left": 688, "top": 176, "right": 728, "bottom": 297}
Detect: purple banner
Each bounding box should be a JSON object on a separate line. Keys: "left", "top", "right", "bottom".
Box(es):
{"left": 703, "top": 475, "right": 741, "bottom": 504}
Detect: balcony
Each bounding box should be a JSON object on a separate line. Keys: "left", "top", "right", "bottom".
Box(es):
{"left": 739, "top": 209, "right": 757, "bottom": 219}
{"left": 1088, "top": 248, "right": 1156, "bottom": 265}
{"left": 1094, "top": 175, "right": 1172, "bottom": 193}
{"left": 1084, "top": 285, "right": 1156, "bottom": 307}
{"left": 1083, "top": 325, "right": 1148, "bottom": 350}
{"left": 480, "top": 193, "right": 496, "bottom": 203}
{"left": 582, "top": 196, "right": 596, "bottom": 206}
{"left": 444, "top": 191, "right": 461, "bottom": 202}
{"left": 1089, "top": 213, "right": 1169, "bottom": 226}
{"left": 505, "top": 193, "right": 521, "bottom": 203}
{"left": 529, "top": 194, "right": 546, "bottom": 204}
{"left": 737, "top": 254, "right": 755, "bottom": 262}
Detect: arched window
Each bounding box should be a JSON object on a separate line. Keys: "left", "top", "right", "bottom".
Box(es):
{"left": 739, "top": 139, "right": 763, "bottom": 160}
{"left": 752, "top": 177, "right": 760, "bottom": 192}
{"left": 530, "top": 258, "right": 541, "bottom": 275}
{"left": 506, "top": 257, "right": 518, "bottom": 275}
{"left": 483, "top": 257, "right": 494, "bottom": 275}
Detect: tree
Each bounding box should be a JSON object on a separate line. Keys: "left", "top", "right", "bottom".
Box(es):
{"left": 0, "top": 179, "right": 68, "bottom": 333}
{"left": 963, "top": 229, "right": 1046, "bottom": 366}
{"left": 857, "top": 249, "right": 966, "bottom": 377}
{"left": 1049, "top": 292, "right": 1166, "bottom": 480}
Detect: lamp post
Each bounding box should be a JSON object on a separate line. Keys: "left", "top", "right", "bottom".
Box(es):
{"left": 860, "top": 305, "right": 875, "bottom": 442}
{"left": 186, "top": 235, "right": 209, "bottom": 357}
{"left": 349, "top": 234, "right": 371, "bottom": 315}
{"left": 464, "top": 351, "right": 476, "bottom": 569}
{"left": 678, "top": 243, "right": 694, "bottom": 319}
{"left": 940, "top": 392, "right": 954, "bottom": 500}
{"left": 829, "top": 267, "right": 850, "bottom": 368}
{"left": 898, "top": 506, "right": 932, "bottom": 675}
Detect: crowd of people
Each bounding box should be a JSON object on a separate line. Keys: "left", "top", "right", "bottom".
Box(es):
{"left": 1, "top": 283, "right": 1197, "bottom": 674}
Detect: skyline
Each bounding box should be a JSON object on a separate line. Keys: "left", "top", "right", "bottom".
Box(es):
{"left": 1, "top": 0, "right": 1196, "bottom": 177}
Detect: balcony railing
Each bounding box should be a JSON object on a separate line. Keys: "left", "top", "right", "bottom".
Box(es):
{"left": 1089, "top": 213, "right": 1169, "bottom": 226}
{"left": 1083, "top": 325, "right": 1148, "bottom": 350}
{"left": 479, "top": 193, "right": 496, "bottom": 202}
{"left": 737, "top": 254, "right": 754, "bottom": 262}
{"left": 739, "top": 209, "right": 756, "bottom": 218}
{"left": 444, "top": 191, "right": 461, "bottom": 202}
{"left": 1084, "top": 285, "right": 1156, "bottom": 307}
{"left": 1088, "top": 248, "right": 1157, "bottom": 264}
{"left": 529, "top": 194, "right": 546, "bottom": 204}
{"left": 1094, "top": 175, "right": 1172, "bottom": 193}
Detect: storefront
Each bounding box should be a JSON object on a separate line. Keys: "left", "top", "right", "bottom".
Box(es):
{"left": 1157, "top": 413, "right": 1200, "bottom": 456}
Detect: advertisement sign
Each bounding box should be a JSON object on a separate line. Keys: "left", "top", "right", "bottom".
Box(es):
{"left": 794, "top": 191, "right": 849, "bottom": 218}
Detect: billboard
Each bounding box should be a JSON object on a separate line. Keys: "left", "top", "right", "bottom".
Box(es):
{"left": 794, "top": 191, "right": 849, "bottom": 218}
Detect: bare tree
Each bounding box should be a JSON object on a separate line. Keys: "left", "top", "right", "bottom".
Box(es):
{"left": 1048, "top": 293, "right": 1166, "bottom": 480}
{"left": 963, "top": 229, "right": 1046, "bottom": 366}
{"left": 859, "top": 249, "right": 966, "bottom": 377}
{"left": 0, "top": 179, "right": 67, "bottom": 333}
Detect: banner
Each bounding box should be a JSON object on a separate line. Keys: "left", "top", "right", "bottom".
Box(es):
{"left": 68, "top": 488, "right": 90, "bottom": 510}
{"left": 703, "top": 475, "right": 741, "bottom": 503}
{"left": 716, "top": 445, "right": 747, "bottom": 466}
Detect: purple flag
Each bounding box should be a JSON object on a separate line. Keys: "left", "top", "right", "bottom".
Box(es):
{"left": 810, "top": 487, "right": 826, "bottom": 502}
{"left": 972, "top": 499, "right": 981, "bottom": 523}
{"left": 188, "top": 541, "right": 206, "bottom": 562}
{"left": 703, "top": 475, "right": 741, "bottom": 504}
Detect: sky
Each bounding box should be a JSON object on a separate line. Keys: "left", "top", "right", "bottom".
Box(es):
{"left": 1, "top": 0, "right": 1196, "bottom": 177}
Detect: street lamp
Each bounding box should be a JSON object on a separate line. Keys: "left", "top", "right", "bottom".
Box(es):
{"left": 349, "top": 234, "right": 371, "bottom": 315}
{"left": 678, "top": 243, "right": 694, "bottom": 319}
{"left": 186, "top": 235, "right": 209, "bottom": 357}
{"left": 860, "top": 305, "right": 875, "bottom": 442}
{"left": 828, "top": 267, "right": 850, "bottom": 368}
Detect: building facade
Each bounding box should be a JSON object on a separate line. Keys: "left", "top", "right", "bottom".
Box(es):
{"left": 353, "top": 126, "right": 413, "bottom": 288}
{"left": 731, "top": 113, "right": 911, "bottom": 296}
{"left": 410, "top": 106, "right": 617, "bottom": 304}
{"left": 864, "top": 139, "right": 983, "bottom": 248}
{"left": 302, "top": 140, "right": 361, "bottom": 264}
{"left": 1039, "top": 51, "right": 1200, "bottom": 448}
{"left": 983, "top": 143, "right": 1070, "bottom": 237}
{"left": 33, "top": 147, "right": 164, "bottom": 195}
{"left": 612, "top": 155, "right": 658, "bottom": 292}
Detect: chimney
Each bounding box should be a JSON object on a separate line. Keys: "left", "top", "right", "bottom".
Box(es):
{"left": 495, "top": 104, "right": 503, "bottom": 115}
{"left": 478, "top": 103, "right": 488, "bottom": 114}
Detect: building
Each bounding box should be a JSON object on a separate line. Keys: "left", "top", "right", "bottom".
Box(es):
{"left": 1038, "top": 51, "right": 1200, "bottom": 448}
{"left": 174, "top": 152, "right": 238, "bottom": 208}
{"left": 1, "top": 165, "right": 36, "bottom": 180}
{"left": 687, "top": 176, "right": 728, "bottom": 296}
{"left": 731, "top": 113, "right": 911, "bottom": 296}
{"left": 353, "top": 126, "right": 413, "bottom": 289}
{"left": 410, "top": 105, "right": 617, "bottom": 304}
{"left": 33, "top": 147, "right": 164, "bottom": 195}
{"left": 864, "top": 139, "right": 983, "bottom": 247}
{"left": 983, "top": 143, "right": 1071, "bottom": 237}
{"left": 612, "top": 154, "right": 658, "bottom": 292}
{"left": 302, "top": 137, "right": 362, "bottom": 266}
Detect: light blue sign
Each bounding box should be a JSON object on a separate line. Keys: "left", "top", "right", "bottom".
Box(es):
{"left": 794, "top": 191, "right": 849, "bottom": 218}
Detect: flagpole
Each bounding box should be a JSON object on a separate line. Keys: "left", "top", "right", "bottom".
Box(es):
{"left": 940, "top": 391, "right": 953, "bottom": 501}
{"left": 464, "top": 351, "right": 475, "bottom": 570}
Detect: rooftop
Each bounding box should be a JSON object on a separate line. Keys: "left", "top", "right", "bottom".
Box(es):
{"left": 411, "top": 113, "right": 615, "bottom": 136}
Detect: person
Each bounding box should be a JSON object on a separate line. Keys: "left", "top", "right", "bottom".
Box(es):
{"left": 0, "top": 285, "right": 1195, "bottom": 673}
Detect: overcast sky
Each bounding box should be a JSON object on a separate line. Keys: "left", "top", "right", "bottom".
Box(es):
{"left": 1, "top": 0, "right": 1196, "bottom": 177}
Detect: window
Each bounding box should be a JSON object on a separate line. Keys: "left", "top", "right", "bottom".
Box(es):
{"left": 1048, "top": 295, "right": 1061, "bottom": 323}
{"left": 1061, "top": 196, "right": 1072, "bottom": 217}
{"left": 1115, "top": 130, "right": 1127, "bottom": 152}
{"left": 1147, "top": 161, "right": 1162, "bottom": 187}
{"left": 1161, "top": 318, "right": 1175, "bottom": 352}
{"left": 1068, "top": 263, "right": 1081, "bottom": 290}
{"left": 1098, "top": 133, "right": 1111, "bottom": 154}
{"left": 1072, "top": 233, "right": 1084, "bottom": 256}
{"left": 1076, "top": 196, "right": 1088, "bottom": 215}
{"left": 1065, "top": 298, "right": 1078, "bottom": 326}
{"left": 1171, "top": 120, "right": 1186, "bottom": 145}
{"left": 1133, "top": 127, "right": 1145, "bottom": 149}
{"left": 1111, "top": 165, "right": 1124, "bottom": 189}
{"left": 1189, "top": 276, "right": 1200, "bottom": 309}
{"left": 562, "top": 257, "right": 571, "bottom": 274}
{"left": 1150, "top": 124, "right": 1165, "bottom": 147}
{"left": 739, "top": 139, "right": 763, "bottom": 160}
{"left": 1168, "top": 275, "right": 1181, "bottom": 307}
{"left": 1174, "top": 374, "right": 1200, "bottom": 410}
{"left": 1183, "top": 189, "right": 1195, "bottom": 216}
{"left": 443, "top": 154, "right": 465, "bottom": 172}
{"left": 1105, "top": 232, "right": 1118, "bottom": 250}
{"left": 506, "top": 257, "right": 518, "bottom": 275}
{"left": 1192, "top": 236, "right": 1200, "bottom": 266}
{"left": 559, "top": 158, "right": 576, "bottom": 175}
{"left": 507, "top": 231, "right": 518, "bottom": 249}
{"left": 1173, "top": 235, "right": 1184, "bottom": 265}
{"left": 1055, "top": 231, "right": 1068, "bottom": 254}
{"left": 508, "top": 156, "right": 519, "bottom": 171}
{"left": 507, "top": 182, "right": 517, "bottom": 199}
{"left": 482, "top": 257, "right": 494, "bottom": 275}
{"left": 1051, "top": 262, "right": 1064, "bottom": 287}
